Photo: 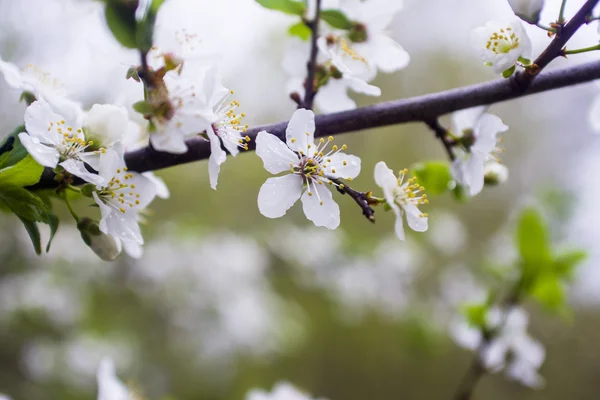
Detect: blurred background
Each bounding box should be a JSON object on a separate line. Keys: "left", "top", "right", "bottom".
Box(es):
{"left": 1, "top": 0, "right": 600, "bottom": 399}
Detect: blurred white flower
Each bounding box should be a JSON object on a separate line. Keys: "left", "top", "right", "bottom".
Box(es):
{"left": 451, "top": 307, "right": 545, "bottom": 389}
{"left": 507, "top": 0, "right": 544, "bottom": 24}
{"left": 19, "top": 100, "right": 104, "bottom": 185}
{"left": 97, "top": 358, "right": 134, "bottom": 400}
{"left": 256, "top": 109, "right": 360, "bottom": 229}
{"left": 428, "top": 212, "right": 467, "bottom": 256}
{"left": 92, "top": 148, "right": 157, "bottom": 246}
{"left": 246, "top": 382, "right": 322, "bottom": 400}
{"left": 374, "top": 161, "right": 428, "bottom": 241}
{"left": 450, "top": 107, "right": 509, "bottom": 196}
{"left": 471, "top": 20, "right": 532, "bottom": 74}
{"left": 83, "top": 104, "right": 129, "bottom": 149}
{"left": 0, "top": 59, "right": 82, "bottom": 121}
{"left": 484, "top": 161, "right": 509, "bottom": 186}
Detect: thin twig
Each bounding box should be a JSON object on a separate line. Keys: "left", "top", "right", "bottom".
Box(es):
{"left": 331, "top": 178, "right": 376, "bottom": 222}
{"left": 31, "top": 58, "right": 600, "bottom": 189}
{"left": 424, "top": 119, "right": 456, "bottom": 161}
{"left": 301, "top": 0, "right": 322, "bottom": 110}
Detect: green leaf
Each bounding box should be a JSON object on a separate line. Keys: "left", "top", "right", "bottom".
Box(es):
{"left": 288, "top": 21, "right": 312, "bottom": 41}
{"left": 0, "top": 126, "right": 28, "bottom": 169}
{"left": 461, "top": 303, "right": 489, "bottom": 329}
{"left": 516, "top": 208, "right": 552, "bottom": 285}
{"left": 0, "top": 154, "right": 44, "bottom": 187}
{"left": 17, "top": 215, "right": 42, "bottom": 255}
{"left": 518, "top": 56, "right": 532, "bottom": 66}
{"left": 411, "top": 161, "right": 452, "bottom": 195}
{"left": 553, "top": 249, "right": 587, "bottom": 280}
{"left": 531, "top": 276, "right": 565, "bottom": 312}
{"left": 104, "top": 2, "right": 138, "bottom": 49}
{"left": 45, "top": 212, "right": 59, "bottom": 252}
{"left": 0, "top": 186, "right": 50, "bottom": 221}
{"left": 255, "top": 0, "right": 305, "bottom": 15}
{"left": 132, "top": 100, "right": 154, "bottom": 115}
{"left": 320, "top": 9, "right": 353, "bottom": 29}
{"left": 502, "top": 65, "right": 516, "bottom": 78}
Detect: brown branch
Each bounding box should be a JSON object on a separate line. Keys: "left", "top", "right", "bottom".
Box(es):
{"left": 300, "top": 0, "right": 322, "bottom": 110}
{"left": 32, "top": 58, "right": 600, "bottom": 189}
{"left": 331, "top": 178, "right": 375, "bottom": 222}
{"left": 515, "top": 0, "right": 600, "bottom": 88}
{"left": 424, "top": 119, "right": 456, "bottom": 161}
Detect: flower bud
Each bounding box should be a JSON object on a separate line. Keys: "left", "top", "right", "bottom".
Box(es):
{"left": 508, "top": 0, "right": 544, "bottom": 24}
{"left": 484, "top": 162, "right": 509, "bottom": 186}
{"left": 77, "top": 218, "right": 121, "bottom": 261}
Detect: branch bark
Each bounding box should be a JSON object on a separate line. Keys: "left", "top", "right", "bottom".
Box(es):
{"left": 300, "top": 0, "right": 322, "bottom": 110}
{"left": 33, "top": 58, "right": 600, "bottom": 188}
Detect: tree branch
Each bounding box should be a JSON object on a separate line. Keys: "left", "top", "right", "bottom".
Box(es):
{"left": 300, "top": 0, "right": 322, "bottom": 110}
{"left": 33, "top": 58, "right": 600, "bottom": 189}
{"left": 424, "top": 119, "right": 456, "bottom": 161}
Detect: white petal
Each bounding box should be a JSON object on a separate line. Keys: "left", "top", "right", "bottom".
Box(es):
{"left": 257, "top": 174, "right": 303, "bottom": 218}
{"left": 451, "top": 106, "right": 487, "bottom": 135}
{"left": 325, "top": 153, "right": 361, "bottom": 180}
{"left": 207, "top": 126, "right": 227, "bottom": 190}
{"left": 18, "top": 132, "right": 59, "bottom": 168}
{"left": 286, "top": 108, "right": 316, "bottom": 156}
{"left": 373, "top": 161, "right": 398, "bottom": 205}
{"left": 97, "top": 149, "right": 125, "bottom": 185}
{"left": 60, "top": 159, "right": 105, "bottom": 185}
{"left": 122, "top": 239, "right": 143, "bottom": 259}
{"left": 96, "top": 358, "right": 131, "bottom": 400}
{"left": 142, "top": 172, "right": 170, "bottom": 199}
{"left": 473, "top": 113, "right": 508, "bottom": 154}
{"left": 301, "top": 182, "right": 340, "bottom": 229}
{"left": 368, "top": 34, "right": 410, "bottom": 73}
{"left": 255, "top": 131, "right": 298, "bottom": 174}
{"left": 482, "top": 339, "right": 508, "bottom": 370}
{"left": 150, "top": 125, "right": 188, "bottom": 154}
{"left": 201, "top": 66, "right": 230, "bottom": 107}
{"left": 315, "top": 79, "right": 357, "bottom": 113}
{"left": 451, "top": 158, "right": 467, "bottom": 186}
{"left": 126, "top": 173, "right": 157, "bottom": 209}
{"left": 464, "top": 153, "right": 486, "bottom": 196}
{"left": 24, "top": 100, "right": 63, "bottom": 143}
{"left": 346, "top": 76, "right": 381, "bottom": 97}
{"left": 98, "top": 201, "right": 143, "bottom": 244}
{"left": 589, "top": 94, "right": 600, "bottom": 133}
{"left": 403, "top": 203, "right": 428, "bottom": 232}
{"left": 84, "top": 104, "right": 129, "bottom": 147}
{"left": 392, "top": 204, "right": 405, "bottom": 241}
{"left": 0, "top": 58, "right": 24, "bottom": 89}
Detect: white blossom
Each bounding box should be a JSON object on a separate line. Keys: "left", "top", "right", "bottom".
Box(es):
{"left": 83, "top": 104, "right": 129, "bottom": 149}
{"left": 97, "top": 358, "right": 134, "bottom": 400}
{"left": 472, "top": 20, "right": 532, "bottom": 74}
{"left": 374, "top": 161, "right": 428, "bottom": 241}
{"left": 451, "top": 307, "right": 545, "bottom": 389}
{"left": 91, "top": 147, "right": 157, "bottom": 246}
{"left": 246, "top": 382, "right": 322, "bottom": 400}
{"left": 450, "top": 107, "right": 509, "bottom": 196}
{"left": 255, "top": 109, "right": 360, "bottom": 229}
{"left": 0, "top": 58, "right": 82, "bottom": 121}
{"left": 19, "top": 100, "right": 104, "bottom": 185}
{"left": 507, "top": 0, "right": 544, "bottom": 24}
{"left": 484, "top": 161, "right": 509, "bottom": 185}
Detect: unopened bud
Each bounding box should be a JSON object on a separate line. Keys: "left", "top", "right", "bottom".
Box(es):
{"left": 507, "top": 0, "right": 544, "bottom": 24}
{"left": 77, "top": 218, "right": 121, "bottom": 261}
{"left": 484, "top": 162, "right": 509, "bottom": 186}
{"left": 290, "top": 92, "right": 302, "bottom": 105}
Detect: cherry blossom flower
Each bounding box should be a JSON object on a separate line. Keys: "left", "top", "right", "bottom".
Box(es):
{"left": 374, "top": 161, "right": 428, "bottom": 241}
{"left": 451, "top": 307, "right": 545, "bottom": 388}
{"left": 246, "top": 382, "right": 322, "bottom": 400}
{"left": 472, "top": 20, "right": 532, "bottom": 74}
{"left": 0, "top": 58, "right": 82, "bottom": 121}
{"left": 97, "top": 358, "right": 134, "bottom": 400}
{"left": 507, "top": 0, "right": 544, "bottom": 24}
{"left": 255, "top": 109, "right": 360, "bottom": 229}
{"left": 450, "top": 107, "right": 509, "bottom": 196}
{"left": 19, "top": 100, "right": 106, "bottom": 185}
{"left": 91, "top": 148, "right": 157, "bottom": 246}
{"left": 83, "top": 104, "right": 129, "bottom": 149}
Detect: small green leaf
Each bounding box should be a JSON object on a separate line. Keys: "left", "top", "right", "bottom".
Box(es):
{"left": 411, "top": 161, "right": 452, "bottom": 195}
{"left": 502, "top": 65, "right": 516, "bottom": 78}
{"left": 0, "top": 186, "right": 50, "bottom": 221}
{"left": 0, "top": 154, "right": 44, "bottom": 187}
{"left": 255, "top": 0, "right": 305, "bottom": 15}
{"left": 288, "top": 21, "right": 312, "bottom": 41}
{"left": 553, "top": 249, "right": 587, "bottom": 280}
{"left": 104, "top": 2, "right": 138, "bottom": 49}
{"left": 17, "top": 215, "right": 42, "bottom": 255}
{"left": 515, "top": 207, "right": 552, "bottom": 289}
{"left": 518, "top": 56, "right": 532, "bottom": 66}
{"left": 531, "top": 276, "right": 565, "bottom": 312}
{"left": 132, "top": 100, "right": 154, "bottom": 115}
{"left": 461, "top": 302, "right": 489, "bottom": 329}
{"left": 320, "top": 9, "right": 353, "bottom": 29}
{"left": 0, "top": 126, "right": 28, "bottom": 168}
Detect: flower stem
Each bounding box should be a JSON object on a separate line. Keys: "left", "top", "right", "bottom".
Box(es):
{"left": 330, "top": 178, "right": 376, "bottom": 222}
{"left": 63, "top": 191, "right": 80, "bottom": 223}
{"left": 300, "top": 0, "right": 322, "bottom": 110}
{"left": 558, "top": 0, "right": 568, "bottom": 23}
{"left": 563, "top": 43, "right": 600, "bottom": 54}
{"left": 535, "top": 22, "right": 556, "bottom": 32}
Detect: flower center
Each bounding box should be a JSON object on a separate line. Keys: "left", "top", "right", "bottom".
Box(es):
{"left": 485, "top": 27, "right": 520, "bottom": 54}
{"left": 99, "top": 167, "right": 141, "bottom": 214}
{"left": 23, "top": 64, "right": 65, "bottom": 92}
{"left": 213, "top": 89, "right": 250, "bottom": 150}
{"left": 49, "top": 120, "right": 93, "bottom": 159}
{"left": 393, "top": 169, "right": 429, "bottom": 215}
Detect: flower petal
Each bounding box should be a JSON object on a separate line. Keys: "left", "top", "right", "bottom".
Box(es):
{"left": 97, "top": 358, "right": 130, "bottom": 400}
{"left": 24, "top": 100, "right": 63, "bottom": 143}
{"left": 207, "top": 126, "right": 227, "bottom": 190}
{"left": 473, "top": 113, "right": 508, "bottom": 154}
{"left": 286, "top": 108, "right": 315, "bottom": 156}
{"left": 301, "top": 182, "right": 340, "bottom": 229}
{"left": 95, "top": 193, "right": 143, "bottom": 244}
{"left": 18, "top": 132, "right": 59, "bottom": 168}
{"left": 464, "top": 152, "right": 486, "bottom": 196}
{"left": 451, "top": 106, "right": 487, "bottom": 135}
{"left": 257, "top": 174, "right": 303, "bottom": 218}
{"left": 142, "top": 172, "right": 170, "bottom": 199}
{"left": 367, "top": 34, "right": 410, "bottom": 73}
{"left": 60, "top": 159, "right": 105, "bottom": 186}
{"left": 150, "top": 125, "right": 188, "bottom": 154}
{"left": 403, "top": 203, "right": 428, "bottom": 232}
{"left": 84, "top": 104, "right": 129, "bottom": 148}
{"left": 325, "top": 152, "right": 361, "bottom": 180}
{"left": 255, "top": 131, "right": 298, "bottom": 174}
{"left": 346, "top": 76, "right": 381, "bottom": 97}
{"left": 392, "top": 204, "right": 405, "bottom": 241}
{"left": 315, "top": 79, "right": 356, "bottom": 113}
{"left": 373, "top": 161, "right": 397, "bottom": 205}
{"left": 0, "top": 58, "right": 24, "bottom": 89}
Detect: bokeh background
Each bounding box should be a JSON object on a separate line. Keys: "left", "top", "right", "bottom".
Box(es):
{"left": 1, "top": 0, "right": 600, "bottom": 399}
